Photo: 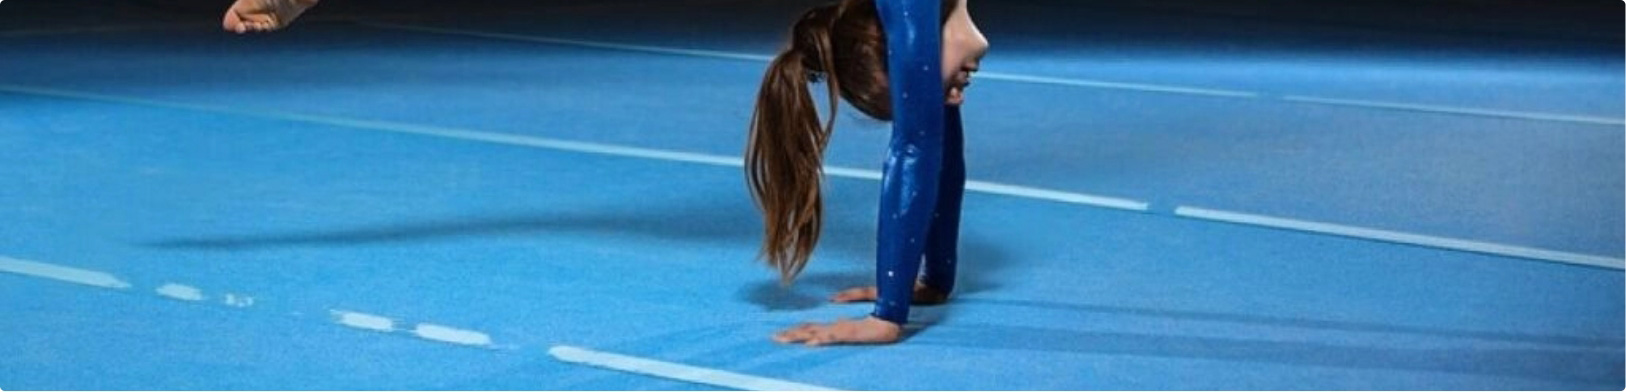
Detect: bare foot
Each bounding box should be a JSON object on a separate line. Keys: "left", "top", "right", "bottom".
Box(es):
{"left": 222, "top": 0, "right": 320, "bottom": 34}
{"left": 830, "top": 281, "right": 949, "bottom": 305}
{"left": 772, "top": 316, "right": 901, "bottom": 346}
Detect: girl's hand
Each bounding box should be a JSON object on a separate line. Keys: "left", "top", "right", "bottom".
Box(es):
{"left": 772, "top": 316, "right": 902, "bottom": 346}
{"left": 829, "top": 281, "right": 949, "bottom": 304}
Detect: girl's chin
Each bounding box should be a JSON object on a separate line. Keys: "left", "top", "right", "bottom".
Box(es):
{"left": 946, "top": 87, "right": 966, "bottom": 105}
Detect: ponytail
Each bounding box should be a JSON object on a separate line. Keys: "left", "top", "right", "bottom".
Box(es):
{"left": 746, "top": 5, "right": 843, "bottom": 284}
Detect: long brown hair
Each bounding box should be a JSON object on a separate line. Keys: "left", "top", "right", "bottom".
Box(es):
{"left": 746, "top": 0, "right": 955, "bottom": 284}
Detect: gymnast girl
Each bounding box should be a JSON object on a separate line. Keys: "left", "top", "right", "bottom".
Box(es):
{"left": 747, "top": 0, "right": 988, "bottom": 345}
{"left": 219, "top": 0, "right": 990, "bottom": 346}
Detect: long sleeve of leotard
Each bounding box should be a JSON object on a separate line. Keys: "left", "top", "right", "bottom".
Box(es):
{"left": 921, "top": 105, "right": 965, "bottom": 295}
{"left": 871, "top": 0, "right": 946, "bottom": 325}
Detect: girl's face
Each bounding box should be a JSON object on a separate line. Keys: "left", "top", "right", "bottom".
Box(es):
{"left": 942, "top": 0, "right": 989, "bottom": 106}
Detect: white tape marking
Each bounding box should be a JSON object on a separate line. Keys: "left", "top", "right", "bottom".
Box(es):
{"left": 549, "top": 345, "right": 839, "bottom": 391}
{"left": 0, "top": 256, "right": 131, "bottom": 289}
